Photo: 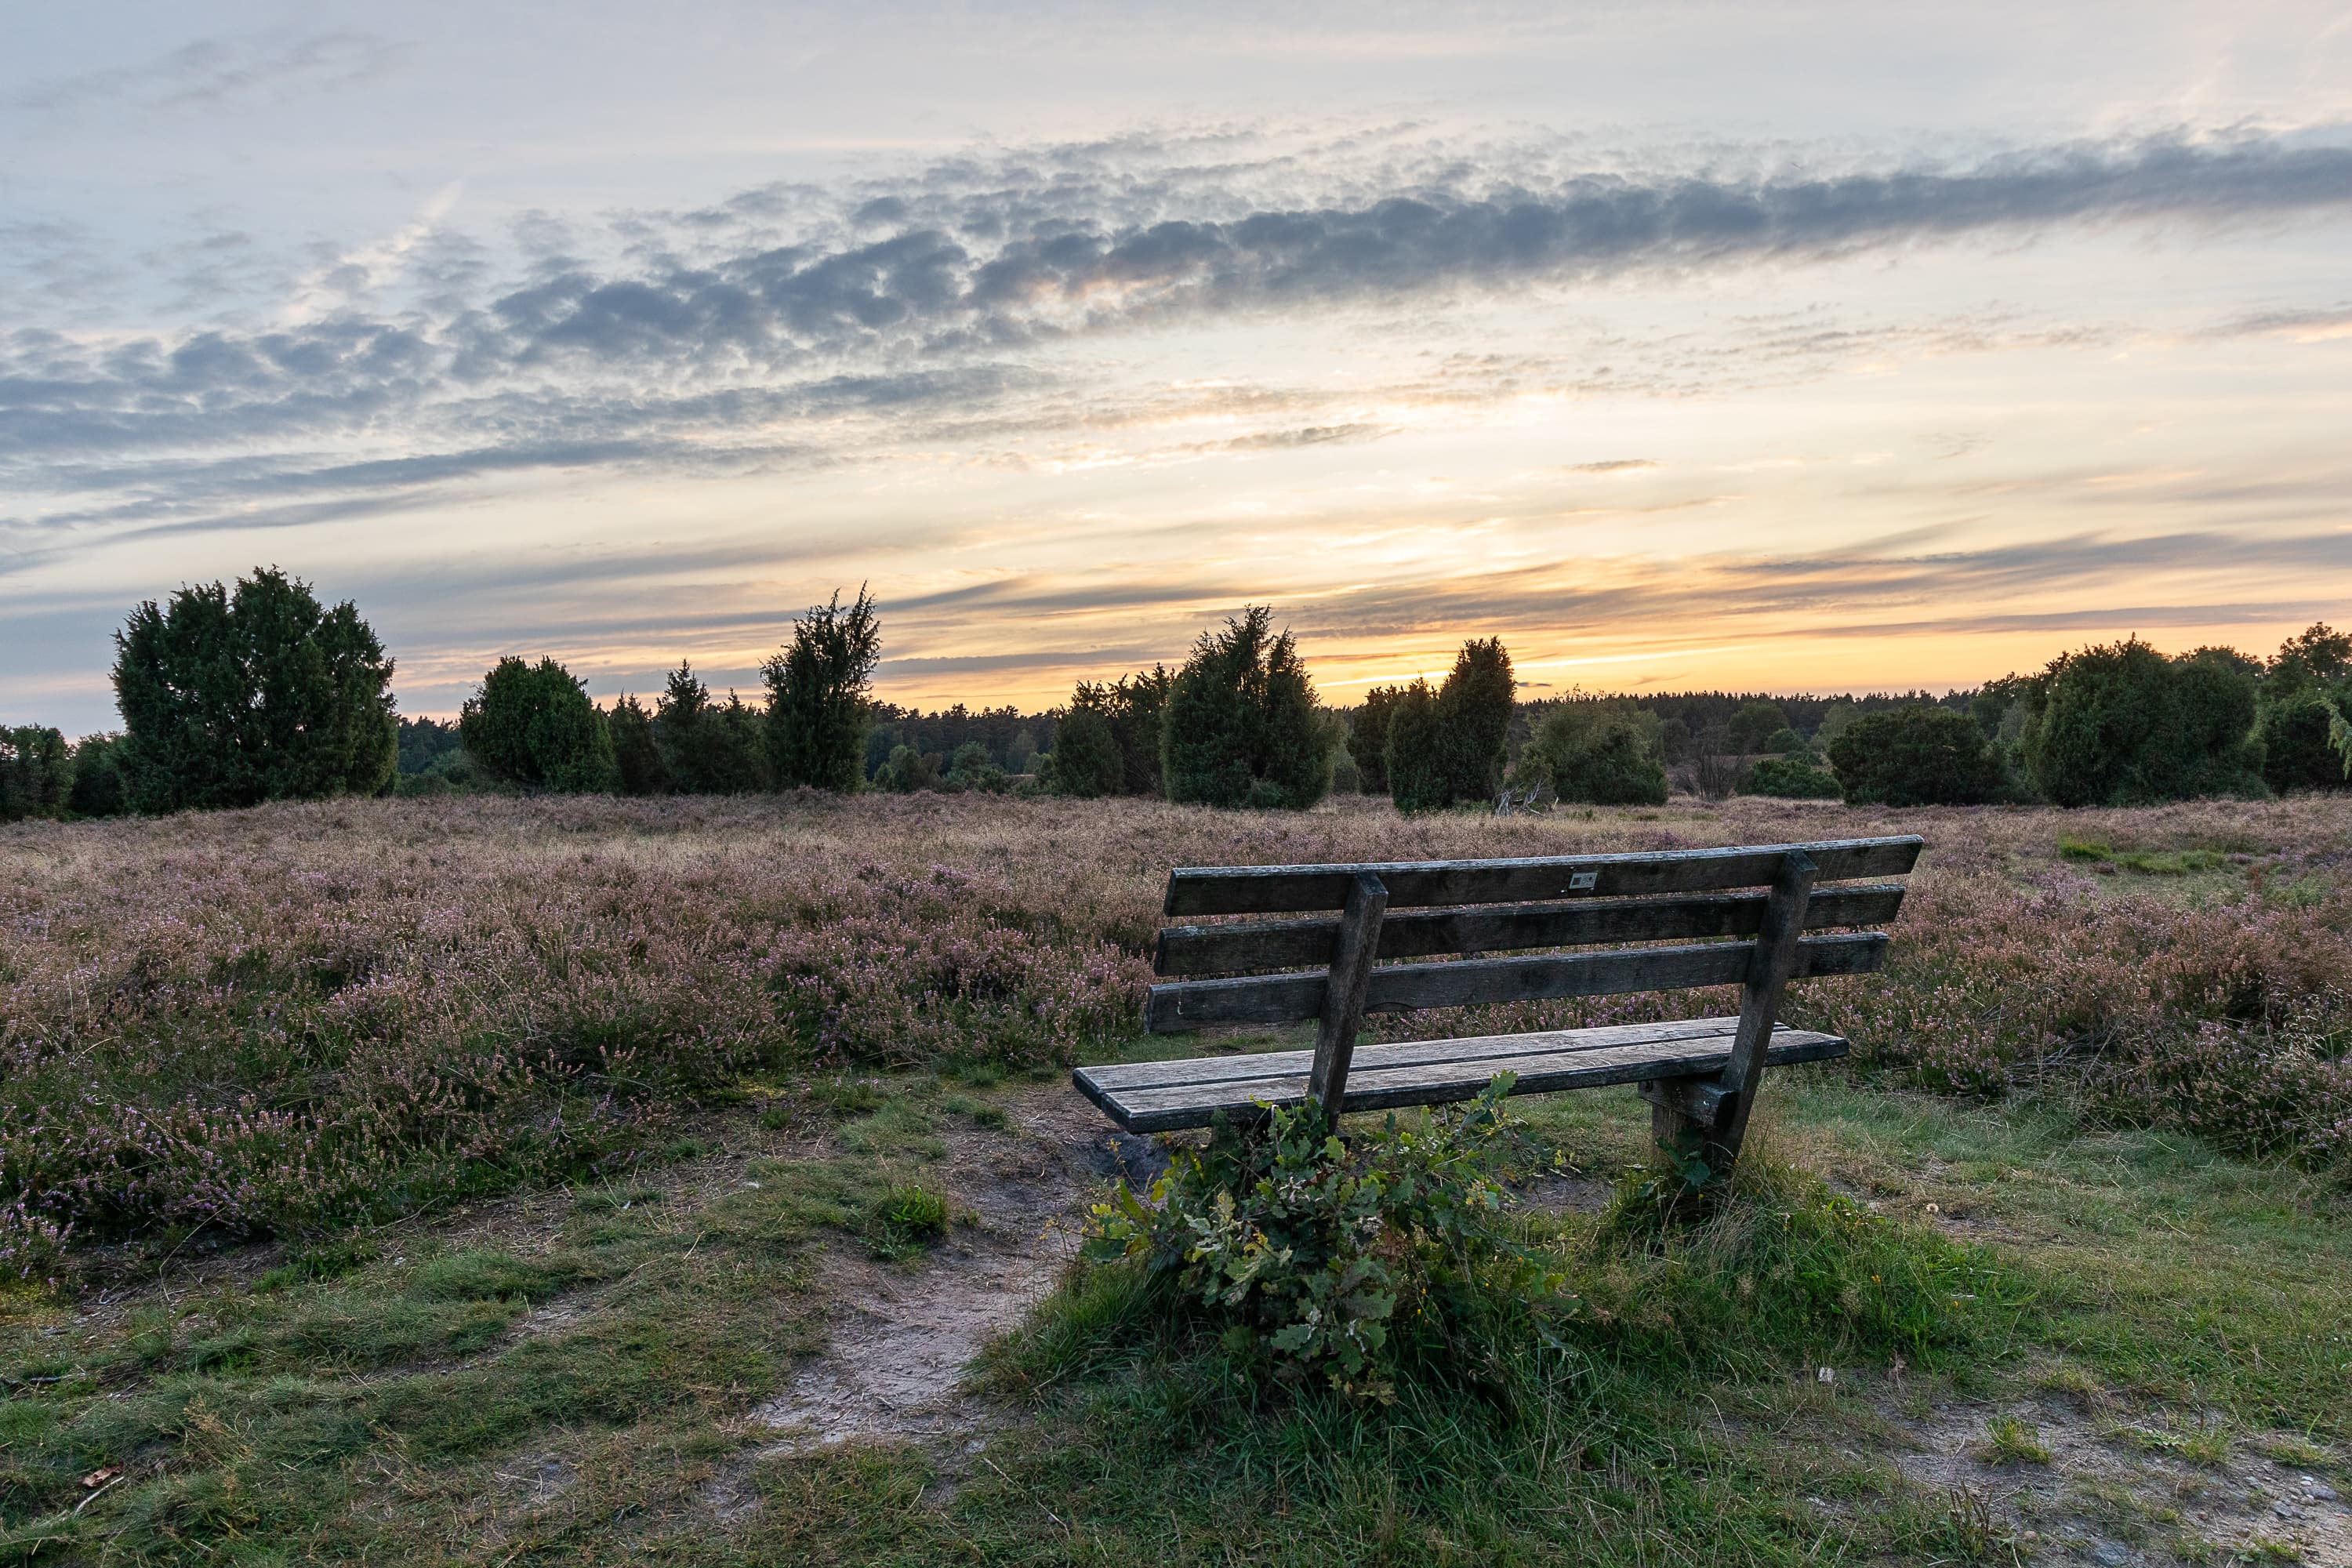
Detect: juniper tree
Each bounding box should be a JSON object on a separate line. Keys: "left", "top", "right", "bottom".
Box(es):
{"left": 1349, "top": 684, "right": 1400, "bottom": 795}
{"left": 459, "top": 656, "right": 619, "bottom": 792}
{"left": 1519, "top": 704, "right": 1668, "bottom": 806}
{"left": 1383, "top": 679, "right": 1446, "bottom": 813}
{"left": 111, "top": 566, "right": 397, "bottom": 812}
{"left": 0, "top": 727, "right": 73, "bottom": 822}
{"left": 764, "top": 586, "right": 882, "bottom": 793}
{"left": 1383, "top": 638, "right": 1515, "bottom": 811}
{"left": 1432, "top": 637, "right": 1514, "bottom": 804}
{"left": 1828, "top": 705, "right": 2006, "bottom": 807}
{"left": 2019, "top": 638, "right": 2263, "bottom": 805}
{"left": 1160, "top": 606, "right": 1332, "bottom": 810}
{"left": 607, "top": 694, "right": 670, "bottom": 796}
{"left": 657, "top": 662, "right": 765, "bottom": 793}
{"left": 1047, "top": 687, "right": 1124, "bottom": 798}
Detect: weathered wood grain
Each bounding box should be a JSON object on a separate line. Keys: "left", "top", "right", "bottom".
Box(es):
{"left": 1307, "top": 871, "right": 1388, "bottom": 1119}
{"left": 1083, "top": 1014, "right": 1755, "bottom": 1094}
{"left": 1073, "top": 1024, "right": 1849, "bottom": 1132}
{"left": 1143, "top": 931, "right": 1887, "bottom": 1033}
{"left": 1707, "top": 849, "right": 1817, "bottom": 1164}
{"left": 1162, "top": 836, "right": 1922, "bottom": 916}
{"left": 1152, "top": 884, "right": 1907, "bottom": 976}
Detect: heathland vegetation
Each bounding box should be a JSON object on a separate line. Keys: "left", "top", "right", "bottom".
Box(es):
{"left": 5, "top": 570, "right": 2352, "bottom": 1562}
{"left": 4, "top": 793, "right": 2350, "bottom": 1560}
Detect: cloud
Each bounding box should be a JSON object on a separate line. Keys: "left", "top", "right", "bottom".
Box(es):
{"left": 5, "top": 125, "right": 2351, "bottom": 566}
{"left": 13, "top": 32, "right": 403, "bottom": 115}
{"left": 2214, "top": 303, "right": 2352, "bottom": 341}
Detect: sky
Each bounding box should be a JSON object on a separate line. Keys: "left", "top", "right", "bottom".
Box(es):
{"left": 4, "top": 1, "right": 2350, "bottom": 731}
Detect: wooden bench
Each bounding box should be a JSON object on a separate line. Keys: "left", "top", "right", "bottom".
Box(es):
{"left": 1073, "top": 836, "right": 1921, "bottom": 1173}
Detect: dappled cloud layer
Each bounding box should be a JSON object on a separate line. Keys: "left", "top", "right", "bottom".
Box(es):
{"left": 6, "top": 124, "right": 2352, "bottom": 721}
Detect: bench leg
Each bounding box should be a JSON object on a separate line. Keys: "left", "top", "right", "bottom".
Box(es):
{"left": 1699, "top": 848, "right": 1818, "bottom": 1178}
{"left": 1307, "top": 871, "right": 1388, "bottom": 1125}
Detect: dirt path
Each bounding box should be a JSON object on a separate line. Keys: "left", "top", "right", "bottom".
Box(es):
{"left": 753, "top": 1087, "right": 1167, "bottom": 1457}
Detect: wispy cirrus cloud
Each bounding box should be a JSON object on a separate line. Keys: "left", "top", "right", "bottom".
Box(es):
{"left": 11, "top": 31, "right": 405, "bottom": 116}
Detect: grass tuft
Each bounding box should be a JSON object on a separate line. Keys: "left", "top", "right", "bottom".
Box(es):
{"left": 1978, "top": 1412, "right": 2054, "bottom": 1465}
{"left": 868, "top": 1183, "right": 950, "bottom": 1257}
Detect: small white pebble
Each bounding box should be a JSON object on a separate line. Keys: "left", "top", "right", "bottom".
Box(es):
{"left": 1816, "top": 1367, "right": 1835, "bottom": 1385}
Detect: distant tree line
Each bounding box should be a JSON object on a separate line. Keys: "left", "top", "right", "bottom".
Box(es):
{"left": 5, "top": 561, "right": 2347, "bottom": 824}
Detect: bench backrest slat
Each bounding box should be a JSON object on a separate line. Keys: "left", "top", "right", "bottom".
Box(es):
{"left": 1163, "top": 835, "right": 1922, "bottom": 917}
{"left": 1153, "top": 882, "right": 1905, "bottom": 977}
{"left": 1145, "top": 931, "right": 1887, "bottom": 1032}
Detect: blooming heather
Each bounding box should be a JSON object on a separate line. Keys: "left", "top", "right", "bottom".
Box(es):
{"left": 2, "top": 791, "right": 2347, "bottom": 1260}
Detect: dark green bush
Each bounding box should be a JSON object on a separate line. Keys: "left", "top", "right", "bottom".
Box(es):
{"left": 876, "top": 743, "right": 942, "bottom": 793}
{"left": 1519, "top": 706, "right": 1668, "bottom": 805}
{"left": 1045, "top": 699, "right": 1122, "bottom": 797}
{"left": 606, "top": 694, "right": 670, "bottom": 796}
{"left": 1726, "top": 700, "right": 1789, "bottom": 753}
{"left": 1105, "top": 667, "right": 1171, "bottom": 795}
{"left": 764, "top": 586, "right": 882, "bottom": 792}
{"left": 2020, "top": 638, "right": 2263, "bottom": 805}
{"left": 944, "top": 741, "right": 1009, "bottom": 793}
{"left": 2258, "top": 689, "right": 2349, "bottom": 793}
{"left": 1348, "top": 684, "right": 1400, "bottom": 795}
{"left": 66, "top": 734, "right": 129, "bottom": 818}
{"left": 1743, "top": 753, "right": 1842, "bottom": 799}
{"left": 656, "top": 662, "right": 766, "bottom": 794}
{"left": 1382, "top": 678, "right": 1446, "bottom": 812}
{"left": 1, "top": 726, "right": 73, "bottom": 822}
{"left": 459, "top": 657, "right": 619, "bottom": 792}
{"left": 1827, "top": 705, "right": 2005, "bottom": 806}
{"left": 1432, "top": 637, "right": 1515, "bottom": 804}
{"left": 111, "top": 566, "right": 397, "bottom": 813}
{"left": 1384, "top": 638, "right": 1515, "bottom": 811}
{"left": 1160, "top": 606, "right": 1333, "bottom": 810}
{"left": 1762, "top": 726, "right": 1810, "bottom": 756}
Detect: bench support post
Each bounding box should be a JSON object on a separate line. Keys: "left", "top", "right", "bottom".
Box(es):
{"left": 1684, "top": 848, "right": 1817, "bottom": 1175}
{"left": 1308, "top": 871, "right": 1388, "bottom": 1123}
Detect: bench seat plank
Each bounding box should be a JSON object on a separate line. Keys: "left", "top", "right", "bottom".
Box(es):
{"left": 1146, "top": 931, "right": 1886, "bottom": 1032}
{"left": 1073, "top": 1018, "right": 1846, "bottom": 1133}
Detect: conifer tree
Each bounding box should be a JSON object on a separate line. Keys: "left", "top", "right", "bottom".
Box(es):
{"left": 1383, "top": 679, "right": 1446, "bottom": 812}
{"left": 607, "top": 694, "right": 670, "bottom": 796}
{"left": 1350, "top": 684, "right": 1400, "bottom": 795}
{"left": 460, "top": 656, "right": 619, "bottom": 792}
{"left": 1160, "top": 606, "right": 1333, "bottom": 809}
{"left": 764, "top": 587, "right": 882, "bottom": 792}
{"left": 1432, "top": 637, "right": 1514, "bottom": 804}
{"left": 111, "top": 566, "right": 397, "bottom": 812}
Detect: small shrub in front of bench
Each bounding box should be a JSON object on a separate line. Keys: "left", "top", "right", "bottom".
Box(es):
{"left": 1081, "top": 1077, "right": 1569, "bottom": 1402}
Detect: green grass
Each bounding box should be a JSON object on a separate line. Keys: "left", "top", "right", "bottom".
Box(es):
{"left": 2056, "top": 833, "right": 2230, "bottom": 875}
{"left": 2, "top": 1075, "right": 2345, "bottom": 1565}
{"left": 1978, "top": 1413, "right": 2053, "bottom": 1465}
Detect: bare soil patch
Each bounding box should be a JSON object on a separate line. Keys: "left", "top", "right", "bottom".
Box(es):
{"left": 1887, "top": 1387, "right": 2350, "bottom": 1566}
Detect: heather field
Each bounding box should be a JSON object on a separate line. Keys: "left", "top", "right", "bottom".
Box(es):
{"left": 2, "top": 793, "right": 2350, "bottom": 1563}
{"left": 5, "top": 792, "right": 2347, "bottom": 1268}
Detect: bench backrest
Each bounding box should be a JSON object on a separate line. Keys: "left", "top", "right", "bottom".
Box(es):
{"left": 1145, "top": 836, "right": 1921, "bottom": 1033}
